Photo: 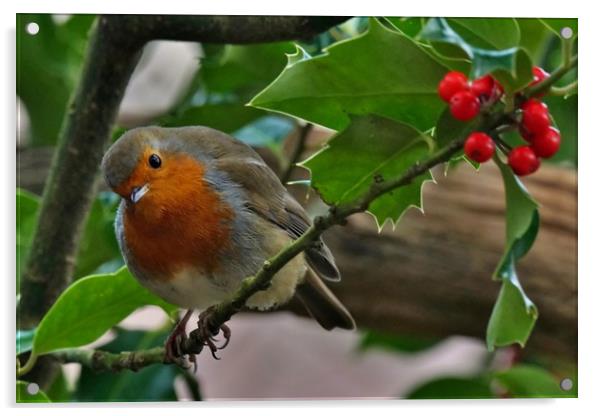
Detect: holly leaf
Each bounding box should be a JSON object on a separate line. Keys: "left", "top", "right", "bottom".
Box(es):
{"left": 447, "top": 18, "right": 520, "bottom": 50}
{"left": 383, "top": 17, "right": 425, "bottom": 38}
{"left": 486, "top": 158, "right": 539, "bottom": 350}
{"left": 301, "top": 114, "right": 433, "bottom": 229}
{"left": 29, "top": 267, "right": 177, "bottom": 358}
{"left": 418, "top": 17, "right": 532, "bottom": 92}
{"left": 250, "top": 18, "right": 449, "bottom": 132}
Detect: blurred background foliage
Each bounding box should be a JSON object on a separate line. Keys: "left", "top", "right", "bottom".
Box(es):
{"left": 17, "top": 15, "right": 576, "bottom": 402}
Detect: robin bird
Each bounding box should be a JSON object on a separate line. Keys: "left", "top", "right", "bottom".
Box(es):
{"left": 101, "top": 126, "right": 355, "bottom": 362}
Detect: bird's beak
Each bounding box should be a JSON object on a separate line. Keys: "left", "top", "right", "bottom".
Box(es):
{"left": 130, "top": 184, "right": 150, "bottom": 204}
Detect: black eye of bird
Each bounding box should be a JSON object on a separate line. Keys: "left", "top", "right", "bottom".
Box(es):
{"left": 148, "top": 154, "right": 161, "bottom": 169}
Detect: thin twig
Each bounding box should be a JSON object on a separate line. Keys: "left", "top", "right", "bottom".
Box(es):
{"left": 524, "top": 55, "right": 578, "bottom": 99}
{"left": 549, "top": 80, "right": 578, "bottom": 97}
{"left": 280, "top": 123, "right": 313, "bottom": 184}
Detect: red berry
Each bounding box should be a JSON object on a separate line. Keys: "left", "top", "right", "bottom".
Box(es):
{"left": 508, "top": 146, "right": 540, "bottom": 176}
{"left": 464, "top": 132, "right": 496, "bottom": 163}
{"left": 521, "top": 98, "right": 550, "bottom": 134}
{"left": 530, "top": 66, "right": 549, "bottom": 87}
{"left": 531, "top": 127, "right": 561, "bottom": 158}
{"left": 438, "top": 71, "right": 469, "bottom": 102}
{"left": 470, "top": 75, "right": 494, "bottom": 98}
{"left": 470, "top": 75, "right": 504, "bottom": 102}
{"left": 519, "top": 125, "right": 536, "bottom": 143}
{"left": 529, "top": 66, "right": 550, "bottom": 97}
{"left": 449, "top": 91, "right": 480, "bottom": 121}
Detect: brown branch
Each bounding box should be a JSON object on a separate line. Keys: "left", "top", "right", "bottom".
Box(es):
{"left": 17, "top": 14, "right": 349, "bottom": 385}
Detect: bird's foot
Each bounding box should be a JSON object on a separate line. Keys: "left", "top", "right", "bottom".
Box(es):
{"left": 164, "top": 309, "right": 196, "bottom": 369}
{"left": 193, "top": 307, "right": 231, "bottom": 360}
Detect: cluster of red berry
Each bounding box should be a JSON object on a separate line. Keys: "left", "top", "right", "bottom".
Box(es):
{"left": 437, "top": 67, "right": 561, "bottom": 176}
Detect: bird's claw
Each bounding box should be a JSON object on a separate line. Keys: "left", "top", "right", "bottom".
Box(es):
{"left": 164, "top": 308, "right": 232, "bottom": 366}
{"left": 194, "top": 307, "right": 231, "bottom": 360}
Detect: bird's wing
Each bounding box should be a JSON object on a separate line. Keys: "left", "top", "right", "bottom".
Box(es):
{"left": 214, "top": 155, "right": 341, "bottom": 281}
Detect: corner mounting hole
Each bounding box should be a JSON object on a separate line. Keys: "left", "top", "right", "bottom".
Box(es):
{"left": 561, "top": 27, "right": 573, "bottom": 39}
{"left": 560, "top": 378, "right": 573, "bottom": 391}
{"left": 26, "top": 382, "right": 40, "bottom": 395}
{"left": 26, "top": 22, "right": 39, "bottom": 35}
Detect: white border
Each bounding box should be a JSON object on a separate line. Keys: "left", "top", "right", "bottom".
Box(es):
{"left": 2, "top": 1, "right": 600, "bottom": 415}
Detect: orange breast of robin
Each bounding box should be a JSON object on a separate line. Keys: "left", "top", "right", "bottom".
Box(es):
{"left": 122, "top": 151, "right": 234, "bottom": 280}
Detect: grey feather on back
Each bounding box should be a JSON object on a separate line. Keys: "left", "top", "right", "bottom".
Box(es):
{"left": 212, "top": 151, "right": 341, "bottom": 282}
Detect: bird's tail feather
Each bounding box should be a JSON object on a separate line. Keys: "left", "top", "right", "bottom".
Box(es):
{"left": 295, "top": 269, "right": 355, "bottom": 331}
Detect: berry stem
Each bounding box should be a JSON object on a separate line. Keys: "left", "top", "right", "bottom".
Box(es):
{"left": 524, "top": 55, "right": 578, "bottom": 99}
{"left": 562, "top": 36, "right": 573, "bottom": 69}
{"left": 549, "top": 80, "right": 578, "bottom": 97}
{"left": 491, "top": 134, "right": 512, "bottom": 155}
{"left": 493, "top": 124, "right": 517, "bottom": 136}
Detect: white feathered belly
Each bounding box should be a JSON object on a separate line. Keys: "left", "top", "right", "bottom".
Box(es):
{"left": 135, "top": 229, "right": 307, "bottom": 312}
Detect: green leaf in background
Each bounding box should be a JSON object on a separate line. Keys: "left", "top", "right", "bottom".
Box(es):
{"left": 232, "top": 115, "right": 296, "bottom": 149}
{"left": 418, "top": 17, "right": 532, "bottom": 91}
{"left": 406, "top": 376, "right": 494, "bottom": 399}
{"left": 17, "top": 381, "right": 51, "bottom": 403}
{"left": 74, "top": 192, "right": 122, "bottom": 278}
{"left": 17, "top": 14, "right": 94, "bottom": 146}
{"left": 160, "top": 41, "right": 297, "bottom": 149}
{"left": 164, "top": 103, "right": 265, "bottom": 134}
{"left": 250, "top": 18, "right": 449, "bottom": 132}
{"left": 517, "top": 19, "right": 554, "bottom": 63}
{"left": 17, "top": 188, "right": 123, "bottom": 282}
{"left": 30, "top": 267, "right": 177, "bottom": 358}
{"left": 16, "top": 188, "right": 40, "bottom": 284}
{"left": 358, "top": 330, "right": 440, "bottom": 354}
{"left": 201, "top": 42, "right": 296, "bottom": 100}
{"left": 486, "top": 158, "right": 539, "bottom": 350}
{"left": 302, "top": 114, "right": 433, "bottom": 229}
{"left": 45, "top": 369, "right": 72, "bottom": 402}
{"left": 16, "top": 328, "right": 35, "bottom": 355}
{"left": 493, "top": 364, "right": 572, "bottom": 398}
{"left": 540, "top": 18, "right": 578, "bottom": 39}
{"left": 74, "top": 329, "right": 186, "bottom": 402}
